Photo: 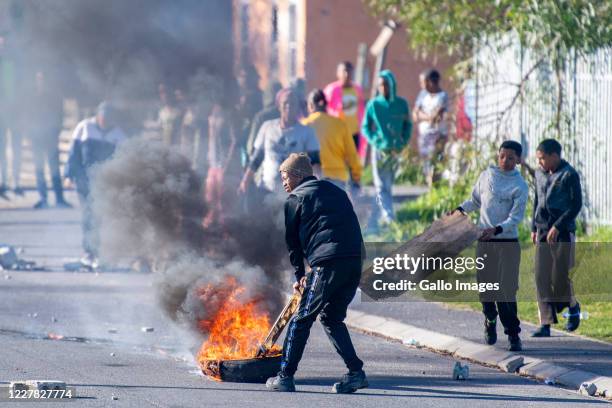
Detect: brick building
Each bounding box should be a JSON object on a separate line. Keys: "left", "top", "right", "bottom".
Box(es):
{"left": 233, "top": 0, "right": 452, "bottom": 106}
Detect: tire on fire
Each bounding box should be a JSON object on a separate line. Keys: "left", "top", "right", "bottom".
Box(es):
{"left": 203, "top": 355, "right": 282, "bottom": 383}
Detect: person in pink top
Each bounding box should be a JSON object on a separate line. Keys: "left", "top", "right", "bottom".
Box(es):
{"left": 324, "top": 61, "right": 367, "bottom": 160}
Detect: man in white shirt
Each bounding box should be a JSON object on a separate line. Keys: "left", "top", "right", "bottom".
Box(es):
{"left": 413, "top": 69, "right": 449, "bottom": 185}
{"left": 65, "top": 102, "right": 126, "bottom": 268}
{"left": 239, "top": 88, "right": 320, "bottom": 194}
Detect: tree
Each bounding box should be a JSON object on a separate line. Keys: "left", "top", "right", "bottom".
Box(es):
{"left": 365, "top": 0, "right": 612, "bottom": 142}
{"left": 364, "top": 0, "right": 612, "bottom": 59}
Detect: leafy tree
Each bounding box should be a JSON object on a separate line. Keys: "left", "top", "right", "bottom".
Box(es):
{"left": 364, "top": 0, "right": 612, "bottom": 59}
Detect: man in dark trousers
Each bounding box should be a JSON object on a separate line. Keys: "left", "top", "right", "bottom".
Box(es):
{"left": 29, "top": 70, "right": 71, "bottom": 209}
{"left": 531, "top": 139, "right": 582, "bottom": 337}
{"left": 454, "top": 140, "right": 528, "bottom": 351}
{"left": 65, "top": 102, "right": 126, "bottom": 268}
{"left": 266, "top": 152, "right": 367, "bottom": 393}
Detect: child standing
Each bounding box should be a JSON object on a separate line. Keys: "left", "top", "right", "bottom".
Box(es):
{"left": 454, "top": 141, "right": 528, "bottom": 351}
{"left": 413, "top": 69, "right": 448, "bottom": 185}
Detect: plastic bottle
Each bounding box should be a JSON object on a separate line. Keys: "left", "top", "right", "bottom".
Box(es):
{"left": 562, "top": 311, "right": 589, "bottom": 320}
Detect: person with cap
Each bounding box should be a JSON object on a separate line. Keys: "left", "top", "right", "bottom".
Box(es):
{"left": 452, "top": 140, "right": 528, "bottom": 351}
{"left": 361, "top": 69, "right": 412, "bottom": 234}
{"left": 64, "top": 102, "right": 126, "bottom": 268}
{"left": 266, "top": 152, "right": 367, "bottom": 394}
{"left": 301, "top": 89, "right": 361, "bottom": 191}
{"left": 238, "top": 88, "right": 320, "bottom": 194}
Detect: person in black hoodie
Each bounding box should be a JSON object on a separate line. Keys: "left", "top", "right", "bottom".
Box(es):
{"left": 266, "top": 152, "right": 367, "bottom": 394}
{"left": 531, "top": 139, "right": 582, "bottom": 337}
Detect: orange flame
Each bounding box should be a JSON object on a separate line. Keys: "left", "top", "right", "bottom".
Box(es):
{"left": 196, "top": 276, "right": 279, "bottom": 371}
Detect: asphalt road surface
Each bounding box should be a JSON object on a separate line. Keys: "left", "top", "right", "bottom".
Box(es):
{"left": 0, "top": 192, "right": 606, "bottom": 407}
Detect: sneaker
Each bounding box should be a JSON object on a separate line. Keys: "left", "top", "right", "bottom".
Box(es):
{"left": 33, "top": 199, "right": 49, "bottom": 209}
{"left": 265, "top": 374, "right": 295, "bottom": 392}
{"left": 484, "top": 318, "right": 497, "bottom": 345}
{"left": 80, "top": 253, "right": 99, "bottom": 270}
{"left": 531, "top": 325, "right": 551, "bottom": 337}
{"left": 332, "top": 370, "right": 369, "bottom": 394}
{"left": 508, "top": 335, "right": 522, "bottom": 351}
{"left": 565, "top": 303, "right": 581, "bottom": 332}
{"left": 56, "top": 199, "right": 73, "bottom": 209}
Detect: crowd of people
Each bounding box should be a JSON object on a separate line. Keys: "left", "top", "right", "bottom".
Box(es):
{"left": 0, "top": 51, "right": 585, "bottom": 392}
{"left": 0, "top": 59, "right": 514, "bottom": 270}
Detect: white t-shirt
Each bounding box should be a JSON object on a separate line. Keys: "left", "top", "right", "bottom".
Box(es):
{"left": 417, "top": 91, "right": 449, "bottom": 157}
{"left": 417, "top": 91, "right": 449, "bottom": 137}
{"left": 253, "top": 119, "right": 319, "bottom": 192}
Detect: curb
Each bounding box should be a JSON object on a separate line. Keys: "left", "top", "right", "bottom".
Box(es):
{"left": 345, "top": 310, "right": 612, "bottom": 400}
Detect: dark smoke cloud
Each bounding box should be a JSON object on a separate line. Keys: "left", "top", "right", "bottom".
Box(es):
{"left": 91, "top": 139, "right": 288, "bottom": 334}
{"left": 14, "top": 0, "right": 234, "bottom": 102}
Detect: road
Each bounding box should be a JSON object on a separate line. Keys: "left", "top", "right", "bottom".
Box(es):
{"left": 0, "top": 192, "right": 606, "bottom": 407}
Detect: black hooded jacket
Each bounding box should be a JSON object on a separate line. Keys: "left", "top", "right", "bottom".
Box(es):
{"left": 284, "top": 176, "right": 364, "bottom": 281}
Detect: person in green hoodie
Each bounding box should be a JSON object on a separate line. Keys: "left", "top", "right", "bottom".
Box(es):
{"left": 361, "top": 70, "right": 412, "bottom": 233}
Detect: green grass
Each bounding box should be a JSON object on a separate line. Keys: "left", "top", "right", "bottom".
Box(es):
{"left": 361, "top": 155, "right": 612, "bottom": 343}
{"left": 452, "top": 301, "right": 612, "bottom": 343}
{"left": 429, "top": 244, "right": 612, "bottom": 343}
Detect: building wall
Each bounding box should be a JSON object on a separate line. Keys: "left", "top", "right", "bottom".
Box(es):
{"left": 304, "top": 0, "right": 453, "bottom": 105}
{"left": 234, "top": 0, "right": 454, "bottom": 106}
{"left": 233, "top": 0, "right": 274, "bottom": 89}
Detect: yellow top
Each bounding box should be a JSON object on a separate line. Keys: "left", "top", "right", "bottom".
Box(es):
{"left": 302, "top": 111, "right": 362, "bottom": 182}
{"left": 339, "top": 87, "right": 360, "bottom": 136}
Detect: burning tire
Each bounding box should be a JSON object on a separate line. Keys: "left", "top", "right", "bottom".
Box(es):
{"left": 201, "top": 354, "right": 282, "bottom": 383}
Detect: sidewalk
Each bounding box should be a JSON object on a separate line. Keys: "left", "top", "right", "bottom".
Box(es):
{"left": 349, "top": 297, "right": 612, "bottom": 399}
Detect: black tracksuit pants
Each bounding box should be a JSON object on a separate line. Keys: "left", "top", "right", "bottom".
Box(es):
{"left": 477, "top": 239, "right": 521, "bottom": 336}
{"left": 280, "top": 256, "right": 364, "bottom": 377}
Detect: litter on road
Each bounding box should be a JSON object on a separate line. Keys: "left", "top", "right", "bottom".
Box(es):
{"left": 452, "top": 362, "right": 469, "bottom": 380}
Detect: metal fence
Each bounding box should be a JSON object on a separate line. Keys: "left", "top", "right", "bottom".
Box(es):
{"left": 474, "top": 36, "right": 612, "bottom": 226}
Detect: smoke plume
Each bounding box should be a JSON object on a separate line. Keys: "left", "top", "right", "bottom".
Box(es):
{"left": 90, "top": 139, "right": 288, "bottom": 336}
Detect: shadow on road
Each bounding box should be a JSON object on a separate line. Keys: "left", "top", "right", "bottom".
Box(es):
{"left": 65, "top": 377, "right": 606, "bottom": 403}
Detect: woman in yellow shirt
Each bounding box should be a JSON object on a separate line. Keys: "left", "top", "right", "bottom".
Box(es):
{"left": 301, "top": 89, "right": 362, "bottom": 191}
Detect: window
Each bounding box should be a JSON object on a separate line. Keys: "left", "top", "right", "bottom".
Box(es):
{"left": 288, "top": 2, "right": 297, "bottom": 79}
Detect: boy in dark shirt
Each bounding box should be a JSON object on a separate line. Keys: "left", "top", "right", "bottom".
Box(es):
{"left": 531, "top": 139, "right": 582, "bottom": 337}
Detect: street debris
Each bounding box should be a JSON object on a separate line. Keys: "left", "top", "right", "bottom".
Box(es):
{"left": 10, "top": 380, "right": 67, "bottom": 392}
{"left": 563, "top": 311, "right": 589, "bottom": 320}
{"left": 111, "top": 395, "right": 119, "bottom": 400}
{"left": 47, "top": 333, "right": 65, "bottom": 340}
{"left": 452, "top": 361, "right": 469, "bottom": 380}
{"left": 403, "top": 338, "right": 420, "bottom": 347}
{"left": 579, "top": 382, "right": 597, "bottom": 396}
{"left": 499, "top": 356, "right": 524, "bottom": 373}
{"left": 64, "top": 260, "right": 97, "bottom": 272}
{"left": 0, "top": 244, "right": 43, "bottom": 271}
{"left": 45, "top": 333, "right": 88, "bottom": 343}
